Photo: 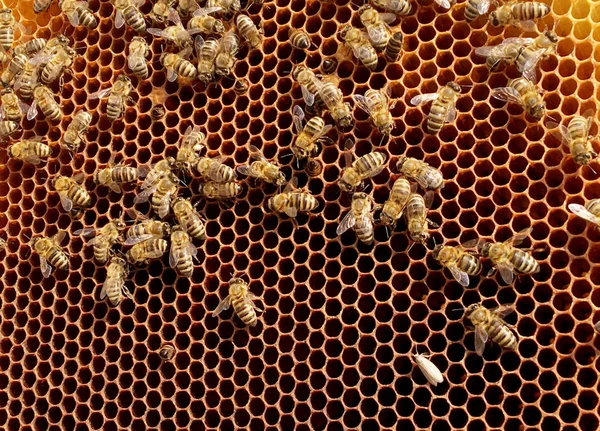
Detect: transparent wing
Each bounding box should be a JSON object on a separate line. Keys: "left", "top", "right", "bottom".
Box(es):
{"left": 445, "top": 105, "right": 457, "bottom": 123}
{"left": 282, "top": 177, "right": 298, "bottom": 194}
{"left": 167, "top": 8, "right": 183, "bottom": 25}
{"left": 27, "top": 101, "right": 38, "bottom": 121}
{"left": 108, "top": 183, "right": 122, "bottom": 193}
{"left": 435, "top": 0, "right": 451, "bottom": 9}
{"left": 517, "top": 20, "right": 537, "bottom": 32}
{"left": 477, "top": 0, "right": 491, "bottom": 13}
{"left": 195, "top": 6, "right": 222, "bottom": 15}
{"left": 301, "top": 85, "right": 315, "bottom": 106}
{"left": 65, "top": 9, "right": 80, "bottom": 26}
{"left": 336, "top": 210, "right": 357, "bottom": 236}
{"left": 169, "top": 245, "right": 180, "bottom": 268}
{"left": 497, "top": 262, "right": 515, "bottom": 285}
{"left": 492, "top": 305, "right": 515, "bottom": 320}
{"left": 448, "top": 265, "right": 470, "bottom": 287}
{"left": 367, "top": 27, "right": 388, "bottom": 43}
{"left": 568, "top": 204, "right": 600, "bottom": 226}
{"left": 379, "top": 13, "right": 396, "bottom": 24}
{"left": 248, "top": 144, "right": 267, "bottom": 162}
{"left": 54, "top": 231, "right": 66, "bottom": 244}
{"left": 474, "top": 45, "right": 504, "bottom": 58}
{"left": 474, "top": 327, "right": 488, "bottom": 356}
{"left": 236, "top": 165, "right": 260, "bottom": 178}
{"left": 99, "top": 284, "right": 108, "bottom": 300}
{"left": 212, "top": 296, "right": 232, "bottom": 317}
{"left": 194, "top": 35, "right": 205, "bottom": 56}
{"left": 308, "top": 124, "right": 333, "bottom": 143}
{"left": 500, "top": 37, "right": 536, "bottom": 47}
{"left": 40, "top": 255, "right": 52, "bottom": 278}
{"left": 292, "top": 105, "right": 305, "bottom": 134}
{"left": 414, "top": 173, "right": 431, "bottom": 190}
{"left": 284, "top": 205, "right": 298, "bottom": 218}
{"left": 59, "top": 192, "right": 74, "bottom": 212}
{"left": 128, "top": 53, "right": 145, "bottom": 71}
{"left": 158, "top": 192, "right": 174, "bottom": 218}
{"left": 491, "top": 87, "right": 522, "bottom": 104}
{"left": 22, "top": 153, "right": 42, "bottom": 165}
{"left": 462, "top": 238, "right": 481, "bottom": 249}
{"left": 124, "top": 234, "right": 155, "bottom": 246}
{"left": 73, "top": 227, "right": 96, "bottom": 237}
{"left": 352, "top": 94, "right": 375, "bottom": 115}
{"left": 89, "top": 88, "right": 112, "bottom": 100}
{"left": 187, "top": 243, "right": 198, "bottom": 258}
{"left": 115, "top": 10, "right": 125, "bottom": 29}
{"left": 507, "top": 227, "right": 532, "bottom": 247}
{"left": 166, "top": 67, "right": 178, "bottom": 82}
{"left": 520, "top": 49, "right": 545, "bottom": 76}
{"left": 354, "top": 46, "right": 374, "bottom": 61}
{"left": 147, "top": 28, "right": 167, "bottom": 38}
{"left": 410, "top": 93, "right": 439, "bottom": 106}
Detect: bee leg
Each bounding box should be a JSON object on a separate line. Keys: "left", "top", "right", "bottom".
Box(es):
{"left": 486, "top": 268, "right": 497, "bottom": 277}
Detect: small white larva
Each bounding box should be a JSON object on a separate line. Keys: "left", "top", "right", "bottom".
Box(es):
{"left": 413, "top": 353, "right": 444, "bottom": 386}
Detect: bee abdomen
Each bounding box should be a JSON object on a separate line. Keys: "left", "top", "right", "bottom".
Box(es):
{"left": 384, "top": 32, "right": 403, "bottom": 62}
{"left": 112, "top": 167, "right": 139, "bottom": 183}
{"left": 232, "top": 296, "right": 258, "bottom": 326}
{"left": 40, "top": 99, "right": 62, "bottom": 121}
{"left": 586, "top": 199, "right": 600, "bottom": 216}
{"left": 176, "top": 253, "right": 194, "bottom": 277}
{"left": 71, "top": 186, "right": 92, "bottom": 207}
{"left": 427, "top": 100, "right": 447, "bottom": 134}
{"left": 107, "top": 95, "right": 124, "bottom": 121}
{"left": 510, "top": 249, "right": 539, "bottom": 274}
{"left": 289, "top": 193, "right": 319, "bottom": 213}
{"left": 0, "top": 28, "right": 14, "bottom": 51}
{"left": 48, "top": 248, "right": 69, "bottom": 270}
{"left": 389, "top": 178, "right": 411, "bottom": 203}
{"left": 304, "top": 117, "right": 325, "bottom": 137}
{"left": 459, "top": 254, "right": 482, "bottom": 276}
{"left": 79, "top": 10, "right": 97, "bottom": 28}
{"left": 487, "top": 320, "right": 517, "bottom": 350}
{"left": 464, "top": 0, "right": 480, "bottom": 22}
{"left": 568, "top": 117, "right": 588, "bottom": 141}
{"left": 94, "top": 245, "right": 110, "bottom": 264}
{"left": 511, "top": 2, "right": 550, "bottom": 20}
{"left": 355, "top": 152, "right": 386, "bottom": 175}
{"left": 124, "top": 6, "right": 146, "bottom": 32}
{"left": 355, "top": 218, "right": 374, "bottom": 244}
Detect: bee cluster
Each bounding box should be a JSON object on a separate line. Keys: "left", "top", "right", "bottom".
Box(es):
{"left": 0, "top": 0, "right": 599, "bottom": 428}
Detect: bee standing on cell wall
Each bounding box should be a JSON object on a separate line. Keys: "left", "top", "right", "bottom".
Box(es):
{"left": 32, "top": 232, "right": 70, "bottom": 278}
{"left": 40, "top": 45, "right": 76, "bottom": 85}
{"left": 59, "top": 0, "right": 98, "bottom": 28}
{"left": 124, "top": 209, "right": 172, "bottom": 244}
{"left": 90, "top": 75, "right": 134, "bottom": 122}
{"left": 396, "top": 156, "right": 444, "bottom": 190}
{"left": 148, "top": 13, "right": 199, "bottom": 50}
{"left": 489, "top": 1, "right": 551, "bottom": 28}
{"left": 379, "top": 178, "right": 413, "bottom": 227}
{"left": 199, "top": 181, "right": 242, "bottom": 200}
{"left": 357, "top": 5, "right": 394, "bottom": 51}
{"left": 14, "top": 38, "right": 48, "bottom": 57}
{"left": 432, "top": 244, "right": 482, "bottom": 286}
{"left": 135, "top": 176, "right": 179, "bottom": 218}
{"left": 339, "top": 25, "right": 378, "bottom": 71}
{"left": 170, "top": 227, "right": 197, "bottom": 277}
{"left": 314, "top": 76, "right": 353, "bottom": 129}
{"left": 0, "top": 121, "right": 19, "bottom": 139}
{"left": 291, "top": 105, "right": 333, "bottom": 163}
{"left": 371, "top": 0, "right": 412, "bottom": 15}
{"left": 149, "top": 0, "right": 176, "bottom": 24}
{"left": 196, "top": 37, "right": 219, "bottom": 83}
{"left": 384, "top": 31, "right": 403, "bottom": 62}
{"left": 214, "top": 31, "right": 239, "bottom": 77}
{"left": 127, "top": 37, "right": 150, "bottom": 79}
{"left": 337, "top": 192, "right": 379, "bottom": 245}
{"left": 7, "top": 138, "right": 51, "bottom": 165}
{"left": 339, "top": 144, "right": 387, "bottom": 192}
{"left": 141, "top": 157, "right": 176, "bottom": 191}
{"left": 405, "top": 192, "right": 438, "bottom": 245}
{"left": 101, "top": 257, "right": 133, "bottom": 305}
{"left": 465, "top": 303, "right": 517, "bottom": 356}
{"left": 94, "top": 163, "right": 148, "bottom": 193}
{"left": 126, "top": 238, "right": 168, "bottom": 266}
{"left": 291, "top": 65, "right": 322, "bottom": 107}
{"left": 268, "top": 177, "right": 319, "bottom": 218}
{"left": 28, "top": 85, "right": 61, "bottom": 121}
{"left": 289, "top": 29, "right": 311, "bottom": 50}
{"left": 1, "top": 88, "right": 28, "bottom": 122}
{"left": 112, "top": 0, "right": 146, "bottom": 33}
{"left": 212, "top": 277, "right": 262, "bottom": 327}
{"left": 14, "top": 61, "right": 39, "bottom": 101}
{"left": 193, "top": 155, "right": 237, "bottom": 183}
{"left": 172, "top": 197, "right": 207, "bottom": 240}
{"left": 492, "top": 77, "right": 545, "bottom": 120}
{"left": 353, "top": 86, "right": 396, "bottom": 136}
{"left": 568, "top": 199, "right": 600, "bottom": 228}
{"left": 410, "top": 82, "right": 461, "bottom": 135}
{"left": 0, "top": 53, "right": 26, "bottom": 87}
{"left": 475, "top": 228, "right": 540, "bottom": 284}
{"left": 53, "top": 173, "right": 92, "bottom": 212}
{"left": 465, "top": 0, "right": 492, "bottom": 22}
{"left": 161, "top": 48, "right": 197, "bottom": 82}
{"left": 62, "top": 110, "right": 92, "bottom": 153}
{"left": 187, "top": 7, "right": 225, "bottom": 35}
{"left": 237, "top": 145, "right": 286, "bottom": 186}
{"left": 555, "top": 114, "right": 598, "bottom": 168}
{"left": 74, "top": 219, "right": 126, "bottom": 264}
{"left": 0, "top": 9, "right": 25, "bottom": 52}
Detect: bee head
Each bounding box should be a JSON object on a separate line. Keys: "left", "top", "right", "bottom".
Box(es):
{"left": 275, "top": 172, "right": 287, "bottom": 186}
{"left": 291, "top": 65, "right": 305, "bottom": 80}
{"left": 353, "top": 192, "right": 369, "bottom": 200}
{"left": 117, "top": 75, "right": 131, "bottom": 83}
{"left": 464, "top": 303, "right": 480, "bottom": 319}
{"left": 431, "top": 244, "right": 444, "bottom": 260}
{"left": 162, "top": 223, "right": 172, "bottom": 236}
{"left": 111, "top": 256, "right": 127, "bottom": 267}
{"left": 0, "top": 9, "right": 11, "bottom": 15}
{"left": 480, "top": 242, "right": 491, "bottom": 257}
{"left": 158, "top": 344, "right": 175, "bottom": 361}
{"left": 339, "top": 114, "right": 353, "bottom": 129}
{"left": 214, "top": 21, "right": 225, "bottom": 34}
{"left": 545, "top": 31, "right": 558, "bottom": 43}
{"left": 488, "top": 12, "right": 500, "bottom": 27}
{"left": 530, "top": 103, "right": 546, "bottom": 120}
{"left": 574, "top": 151, "right": 597, "bottom": 166}
{"left": 113, "top": 219, "right": 127, "bottom": 230}
{"left": 447, "top": 81, "right": 461, "bottom": 93}
{"left": 379, "top": 211, "right": 394, "bottom": 226}
{"left": 6, "top": 145, "right": 15, "bottom": 158}
{"left": 339, "top": 25, "right": 352, "bottom": 40}
{"left": 357, "top": 4, "right": 372, "bottom": 15}
{"left": 338, "top": 175, "right": 354, "bottom": 193}
{"left": 396, "top": 156, "right": 407, "bottom": 172}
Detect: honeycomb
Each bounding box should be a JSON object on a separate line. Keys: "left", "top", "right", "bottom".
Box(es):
{"left": 1, "top": 0, "right": 600, "bottom": 429}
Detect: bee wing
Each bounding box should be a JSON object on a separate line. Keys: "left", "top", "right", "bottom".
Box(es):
{"left": 166, "top": 67, "right": 178, "bottom": 82}
{"left": 167, "top": 8, "right": 183, "bottom": 25}
{"left": 352, "top": 94, "right": 375, "bottom": 115}
{"left": 29, "top": 51, "right": 53, "bottom": 66}
{"left": 336, "top": 210, "right": 357, "bottom": 236}
{"left": 435, "top": 0, "right": 451, "bottom": 9}
{"left": 65, "top": 9, "right": 80, "bottom": 26}
{"left": 248, "top": 144, "right": 268, "bottom": 162}
{"left": 367, "top": 26, "right": 388, "bottom": 43}
{"left": 496, "top": 262, "right": 515, "bottom": 285}
{"left": 194, "top": 6, "right": 222, "bottom": 16}
{"left": 212, "top": 295, "right": 232, "bottom": 317}
{"left": 147, "top": 28, "right": 168, "bottom": 38}
{"left": 461, "top": 238, "right": 481, "bottom": 249}
{"left": 379, "top": 13, "right": 397, "bottom": 24}
{"left": 194, "top": 36, "right": 205, "bottom": 56}
{"left": 39, "top": 255, "right": 53, "bottom": 278}
{"left": 53, "top": 231, "right": 67, "bottom": 244}
{"left": 284, "top": 205, "right": 298, "bottom": 218}
{"left": 506, "top": 227, "right": 532, "bottom": 247}
{"left": 491, "top": 87, "right": 522, "bottom": 105}
{"left": 124, "top": 234, "right": 155, "bottom": 246}
{"left": 423, "top": 191, "right": 434, "bottom": 209}
{"left": 27, "top": 100, "right": 38, "bottom": 121}
{"left": 133, "top": 188, "right": 153, "bottom": 204}
{"left": 292, "top": 105, "right": 305, "bottom": 133}
{"left": 236, "top": 165, "right": 261, "bottom": 178}
{"left": 158, "top": 192, "right": 175, "bottom": 218}
{"left": 59, "top": 192, "right": 74, "bottom": 212}
{"left": 108, "top": 183, "right": 122, "bottom": 194}
{"left": 309, "top": 124, "right": 333, "bottom": 143}
{"left": 169, "top": 244, "right": 180, "bottom": 268}
{"left": 568, "top": 204, "right": 600, "bottom": 226}
{"left": 448, "top": 265, "right": 470, "bottom": 287}
{"left": 410, "top": 93, "right": 439, "bottom": 106}
{"left": 115, "top": 10, "right": 125, "bottom": 29}
{"left": 206, "top": 158, "right": 231, "bottom": 181}
{"left": 126, "top": 208, "right": 147, "bottom": 221}
{"left": 128, "top": 53, "right": 145, "bottom": 72}
{"left": 474, "top": 45, "right": 503, "bottom": 58}
{"left": 476, "top": 0, "right": 491, "bottom": 13}
{"left": 22, "top": 152, "right": 42, "bottom": 165}
{"left": 18, "top": 101, "right": 30, "bottom": 114}
{"left": 123, "top": 285, "right": 134, "bottom": 300}
{"left": 517, "top": 20, "right": 537, "bottom": 32}
{"left": 73, "top": 227, "right": 96, "bottom": 237}
{"left": 89, "top": 88, "right": 112, "bottom": 100}
{"left": 353, "top": 45, "right": 374, "bottom": 61}
{"left": 99, "top": 283, "right": 108, "bottom": 300}
{"left": 474, "top": 326, "right": 488, "bottom": 356}
{"left": 492, "top": 305, "right": 515, "bottom": 320}
{"left": 283, "top": 176, "right": 298, "bottom": 194}
{"left": 137, "top": 165, "right": 150, "bottom": 178}
{"left": 413, "top": 174, "right": 431, "bottom": 190}
{"left": 500, "top": 37, "right": 536, "bottom": 47}
{"left": 301, "top": 85, "right": 315, "bottom": 106}
{"left": 187, "top": 242, "right": 198, "bottom": 258}
{"left": 445, "top": 105, "right": 457, "bottom": 123}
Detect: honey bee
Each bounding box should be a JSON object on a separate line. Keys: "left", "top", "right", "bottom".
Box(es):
{"left": 321, "top": 58, "right": 337, "bottom": 74}
{"left": 405, "top": 192, "right": 439, "bottom": 245}
{"left": 198, "top": 181, "right": 242, "bottom": 200}
{"left": 13, "top": 38, "right": 47, "bottom": 57}
{"left": 492, "top": 77, "right": 545, "bottom": 120}
{"left": 32, "top": 232, "right": 70, "bottom": 278}
{"left": 126, "top": 238, "right": 168, "bottom": 266}
{"left": 28, "top": 85, "right": 61, "bottom": 122}
{"left": 572, "top": 200, "right": 600, "bottom": 227}
{"left": 0, "top": 88, "right": 29, "bottom": 122}
{"left": 169, "top": 227, "right": 197, "bottom": 277}
{"left": 149, "top": 0, "right": 176, "bottom": 24}
{"left": 489, "top": 1, "right": 551, "bottom": 28}
{"left": 353, "top": 86, "right": 396, "bottom": 136}
{"left": 313, "top": 76, "right": 353, "bottom": 129}
{"left": 89, "top": 75, "right": 134, "bottom": 122}
{"left": 14, "top": 61, "right": 39, "bottom": 101}
{"left": 337, "top": 192, "right": 379, "bottom": 245}
{"left": 187, "top": 7, "right": 225, "bottom": 35}
{"left": 465, "top": 303, "right": 517, "bottom": 356}
{"left": 176, "top": 125, "right": 205, "bottom": 166}
{"left": 0, "top": 53, "right": 27, "bottom": 87}
{"left": 7, "top": 138, "right": 51, "bottom": 165}
{"left": 161, "top": 48, "right": 197, "bottom": 82}
{"left": 59, "top": 0, "right": 98, "bottom": 28}
{"left": 432, "top": 244, "right": 482, "bottom": 286}
{"left": 289, "top": 29, "right": 311, "bottom": 51}
{"left": 0, "top": 9, "right": 26, "bottom": 52}
{"left": 465, "top": 0, "right": 491, "bottom": 22}
{"left": 214, "top": 31, "right": 239, "bottom": 77}
{"left": 140, "top": 157, "right": 177, "bottom": 191}
{"left": 371, "top": 0, "right": 412, "bottom": 15}
{"left": 52, "top": 173, "right": 92, "bottom": 212}
{"left": 101, "top": 256, "right": 133, "bottom": 306}
{"left": 94, "top": 163, "right": 148, "bottom": 193}
{"left": 410, "top": 81, "right": 461, "bottom": 135}
{"left": 384, "top": 31, "right": 403, "bottom": 62}
{"left": 177, "top": 0, "right": 201, "bottom": 17}
{"left": 112, "top": 0, "right": 146, "bottom": 33}
{"left": 206, "top": 0, "right": 240, "bottom": 15}
{"left": 379, "top": 178, "right": 413, "bottom": 226}
{"left": 158, "top": 343, "right": 175, "bottom": 360}
{"left": 40, "top": 45, "right": 76, "bottom": 85}
{"left": 292, "top": 105, "right": 333, "bottom": 163}
{"left": 396, "top": 156, "right": 444, "bottom": 190}
{"left": 127, "top": 36, "right": 150, "bottom": 79}
{"left": 135, "top": 176, "right": 179, "bottom": 218}
{"left": 234, "top": 78, "right": 249, "bottom": 95}
{"left": 171, "top": 197, "right": 207, "bottom": 240}
{"left": 339, "top": 25, "right": 378, "bottom": 71}
{"left": 34, "top": 0, "right": 53, "bottom": 13}
{"left": 193, "top": 155, "right": 237, "bottom": 182}
{"left": 62, "top": 110, "right": 92, "bottom": 154}
{"left": 148, "top": 13, "right": 199, "bottom": 50}
{"left": 0, "top": 121, "right": 19, "bottom": 139}
{"left": 236, "top": 15, "right": 262, "bottom": 49}
{"left": 237, "top": 144, "right": 286, "bottom": 186}
{"left": 554, "top": 114, "right": 598, "bottom": 167}
{"left": 291, "top": 65, "right": 321, "bottom": 107}
{"left": 475, "top": 228, "right": 540, "bottom": 284}
{"left": 124, "top": 209, "right": 172, "bottom": 244}
{"left": 339, "top": 143, "right": 387, "bottom": 192}
{"left": 357, "top": 5, "right": 394, "bottom": 51}
{"left": 212, "top": 277, "right": 262, "bottom": 327}
{"left": 74, "top": 219, "right": 126, "bottom": 264}
{"left": 196, "top": 36, "right": 219, "bottom": 84}
{"left": 268, "top": 177, "right": 319, "bottom": 218}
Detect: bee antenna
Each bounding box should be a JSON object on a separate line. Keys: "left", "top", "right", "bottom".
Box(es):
{"left": 407, "top": 242, "right": 415, "bottom": 253}
{"left": 588, "top": 165, "right": 597, "bottom": 175}
{"left": 23, "top": 233, "right": 30, "bottom": 240}
{"left": 385, "top": 225, "right": 390, "bottom": 239}
{"left": 450, "top": 307, "right": 464, "bottom": 312}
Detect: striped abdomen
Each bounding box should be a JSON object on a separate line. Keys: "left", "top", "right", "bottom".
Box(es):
{"left": 319, "top": 82, "right": 343, "bottom": 110}
{"left": 511, "top": 2, "right": 550, "bottom": 21}
{"left": 509, "top": 249, "right": 539, "bottom": 274}
{"left": 355, "top": 152, "right": 386, "bottom": 176}
{"left": 124, "top": 6, "right": 146, "bottom": 32}
{"left": 107, "top": 94, "right": 124, "bottom": 121}
{"left": 586, "top": 199, "right": 600, "bottom": 216}
{"left": 303, "top": 116, "right": 326, "bottom": 138}
{"left": 94, "top": 241, "right": 111, "bottom": 264}
{"left": 568, "top": 116, "right": 589, "bottom": 143}
{"left": 201, "top": 181, "right": 241, "bottom": 199}
{"left": 288, "top": 193, "right": 319, "bottom": 213}
{"left": 384, "top": 32, "right": 403, "bottom": 62}
{"left": 0, "top": 27, "right": 14, "bottom": 51}
{"left": 48, "top": 246, "right": 69, "bottom": 270}
{"left": 68, "top": 184, "right": 92, "bottom": 207}
{"left": 373, "top": 0, "right": 411, "bottom": 15}
{"left": 427, "top": 99, "right": 450, "bottom": 134}
{"left": 458, "top": 253, "right": 482, "bottom": 276}
{"left": 111, "top": 166, "right": 139, "bottom": 183}
{"left": 180, "top": 214, "right": 206, "bottom": 240}
{"left": 484, "top": 319, "right": 517, "bottom": 350}
{"left": 39, "top": 95, "right": 61, "bottom": 121}
{"left": 465, "top": 0, "right": 482, "bottom": 22}
{"left": 127, "top": 221, "right": 167, "bottom": 239}
{"left": 78, "top": 9, "right": 97, "bottom": 28}
{"left": 172, "top": 57, "right": 197, "bottom": 79}
{"left": 232, "top": 294, "right": 258, "bottom": 326}
{"left": 389, "top": 178, "right": 411, "bottom": 204}
{"left": 355, "top": 217, "right": 374, "bottom": 244}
